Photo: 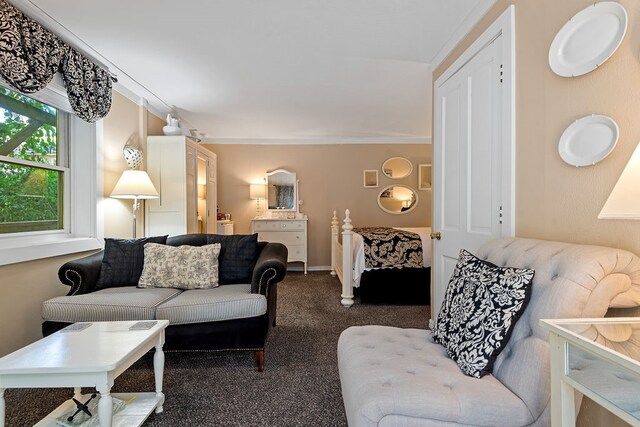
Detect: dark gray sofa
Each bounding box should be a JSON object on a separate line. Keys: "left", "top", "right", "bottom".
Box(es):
{"left": 41, "top": 233, "right": 288, "bottom": 371}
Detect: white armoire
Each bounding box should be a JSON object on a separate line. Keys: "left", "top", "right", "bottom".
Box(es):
{"left": 145, "top": 136, "right": 217, "bottom": 236}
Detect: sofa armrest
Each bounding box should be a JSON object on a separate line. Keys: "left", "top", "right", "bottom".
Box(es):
{"left": 58, "top": 251, "right": 104, "bottom": 295}
{"left": 251, "top": 243, "right": 288, "bottom": 295}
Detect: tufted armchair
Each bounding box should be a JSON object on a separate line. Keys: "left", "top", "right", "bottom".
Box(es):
{"left": 337, "top": 237, "right": 640, "bottom": 426}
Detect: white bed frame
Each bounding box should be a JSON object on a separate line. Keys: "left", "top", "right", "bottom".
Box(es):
{"left": 330, "top": 210, "right": 356, "bottom": 307}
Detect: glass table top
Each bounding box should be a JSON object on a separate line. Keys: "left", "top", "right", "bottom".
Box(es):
{"left": 542, "top": 318, "right": 640, "bottom": 422}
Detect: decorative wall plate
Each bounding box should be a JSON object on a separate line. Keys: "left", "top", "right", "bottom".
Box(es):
{"left": 549, "top": 2, "right": 627, "bottom": 77}
{"left": 558, "top": 115, "right": 618, "bottom": 167}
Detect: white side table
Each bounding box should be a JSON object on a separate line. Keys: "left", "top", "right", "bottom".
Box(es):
{"left": 540, "top": 317, "right": 640, "bottom": 427}
{"left": 0, "top": 320, "right": 169, "bottom": 427}
{"left": 216, "top": 220, "right": 234, "bottom": 235}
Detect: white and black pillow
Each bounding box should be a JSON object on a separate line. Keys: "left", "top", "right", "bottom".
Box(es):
{"left": 432, "top": 249, "right": 534, "bottom": 378}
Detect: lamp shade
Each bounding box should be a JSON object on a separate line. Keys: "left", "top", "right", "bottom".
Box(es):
{"left": 250, "top": 183, "right": 266, "bottom": 200}
{"left": 599, "top": 142, "right": 640, "bottom": 219}
{"left": 111, "top": 170, "right": 159, "bottom": 199}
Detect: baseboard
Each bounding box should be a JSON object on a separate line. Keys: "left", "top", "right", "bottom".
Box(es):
{"left": 287, "top": 265, "right": 331, "bottom": 272}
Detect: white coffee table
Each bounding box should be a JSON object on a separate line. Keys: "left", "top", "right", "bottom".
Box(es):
{"left": 0, "top": 320, "right": 169, "bottom": 427}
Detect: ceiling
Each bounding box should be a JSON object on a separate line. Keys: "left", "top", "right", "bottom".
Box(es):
{"left": 17, "top": 0, "right": 494, "bottom": 143}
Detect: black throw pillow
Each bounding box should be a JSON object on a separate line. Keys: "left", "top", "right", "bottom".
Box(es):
{"left": 96, "top": 235, "right": 168, "bottom": 289}
{"left": 206, "top": 234, "right": 259, "bottom": 284}
{"left": 432, "top": 249, "right": 534, "bottom": 378}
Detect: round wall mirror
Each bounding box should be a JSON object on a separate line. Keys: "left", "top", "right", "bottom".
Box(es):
{"left": 377, "top": 185, "right": 418, "bottom": 215}
{"left": 382, "top": 157, "right": 413, "bottom": 179}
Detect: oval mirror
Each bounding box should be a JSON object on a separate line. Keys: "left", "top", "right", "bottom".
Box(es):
{"left": 266, "top": 169, "right": 297, "bottom": 211}
{"left": 377, "top": 185, "right": 418, "bottom": 215}
{"left": 382, "top": 157, "right": 413, "bottom": 179}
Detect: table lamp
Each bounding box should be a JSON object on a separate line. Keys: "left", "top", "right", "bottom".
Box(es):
{"left": 599, "top": 142, "right": 640, "bottom": 220}
{"left": 111, "top": 170, "right": 159, "bottom": 237}
{"left": 250, "top": 183, "right": 266, "bottom": 218}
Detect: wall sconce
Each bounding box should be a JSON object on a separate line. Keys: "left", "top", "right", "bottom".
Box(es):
{"left": 111, "top": 170, "right": 159, "bottom": 237}
{"left": 250, "top": 183, "right": 266, "bottom": 218}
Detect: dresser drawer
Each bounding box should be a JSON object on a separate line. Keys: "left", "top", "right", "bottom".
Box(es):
{"left": 286, "top": 244, "right": 306, "bottom": 262}
{"left": 252, "top": 220, "right": 305, "bottom": 232}
{"left": 257, "top": 231, "right": 305, "bottom": 246}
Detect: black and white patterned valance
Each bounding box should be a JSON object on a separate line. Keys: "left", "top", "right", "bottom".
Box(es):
{"left": 0, "top": 0, "right": 112, "bottom": 122}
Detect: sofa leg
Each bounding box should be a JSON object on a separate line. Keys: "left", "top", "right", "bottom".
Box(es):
{"left": 255, "top": 350, "right": 265, "bottom": 372}
{"left": 272, "top": 317, "right": 276, "bottom": 327}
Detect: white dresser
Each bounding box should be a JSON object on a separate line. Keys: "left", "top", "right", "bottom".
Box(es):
{"left": 252, "top": 218, "right": 308, "bottom": 274}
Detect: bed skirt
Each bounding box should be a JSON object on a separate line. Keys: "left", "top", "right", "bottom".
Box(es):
{"left": 356, "top": 267, "right": 430, "bottom": 305}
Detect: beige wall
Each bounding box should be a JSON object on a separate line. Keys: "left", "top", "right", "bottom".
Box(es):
{"left": 210, "top": 143, "right": 432, "bottom": 267}
{"left": 0, "top": 254, "right": 85, "bottom": 356}
{"left": 435, "top": 2, "right": 639, "bottom": 425}
{"left": 103, "top": 93, "right": 166, "bottom": 238}
{"left": 435, "top": 0, "right": 640, "bottom": 257}
{"left": 0, "top": 93, "right": 161, "bottom": 356}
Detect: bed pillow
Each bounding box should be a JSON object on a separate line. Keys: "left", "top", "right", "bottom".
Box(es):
{"left": 432, "top": 249, "right": 534, "bottom": 378}
{"left": 96, "top": 235, "right": 168, "bottom": 289}
{"left": 206, "top": 234, "right": 259, "bottom": 284}
{"left": 138, "top": 243, "right": 221, "bottom": 290}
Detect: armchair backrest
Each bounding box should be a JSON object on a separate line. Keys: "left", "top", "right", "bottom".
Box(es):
{"left": 475, "top": 237, "right": 640, "bottom": 425}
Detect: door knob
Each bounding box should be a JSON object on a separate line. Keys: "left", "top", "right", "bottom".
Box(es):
{"left": 430, "top": 232, "right": 441, "bottom": 240}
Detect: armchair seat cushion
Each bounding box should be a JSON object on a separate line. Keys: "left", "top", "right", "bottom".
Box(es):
{"left": 338, "top": 325, "right": 533, "bottom": 427}
{"left": 156, "top": 284, "right": 267, "bottom": 325}
{"left": 42, "top": 287, "right": 181, "bottom": 323}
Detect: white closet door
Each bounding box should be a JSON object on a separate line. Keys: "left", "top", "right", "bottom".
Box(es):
{"left": 432, "top": 37, "right": 503, "bottom": 315}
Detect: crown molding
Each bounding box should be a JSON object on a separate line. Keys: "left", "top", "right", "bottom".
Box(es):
{"left": 206, "top": 136, "right": 431, "bottom": 145}
{"left": 430, "top": 0, "right": 498, "bottom": 69}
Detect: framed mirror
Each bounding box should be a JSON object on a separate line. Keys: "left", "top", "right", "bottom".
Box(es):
{"left": 363, "top": 170, "right": 379, "bottom": 188}
{"left": 377, "top": 184, "right": 418, "bottom": 215}
{"left": 382, "top": 157, "right": 413, "bottom": 179}
{"left": 266, "top": 169, "right": 297, "bottom": 212}
{"left": 418, "top": 164, "right": 432, "bottom": 190}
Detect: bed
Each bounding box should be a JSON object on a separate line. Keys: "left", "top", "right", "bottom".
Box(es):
{"left": 330, "top": 210, "right": 432, "bottom": 307}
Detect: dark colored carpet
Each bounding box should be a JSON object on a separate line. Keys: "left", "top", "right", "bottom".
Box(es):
{"left": 5, "top": 272, "right": 430, "bottom": 426}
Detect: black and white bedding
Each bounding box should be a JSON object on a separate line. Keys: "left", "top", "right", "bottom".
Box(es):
{"left": 351, "top": 226, "right": 432, "bottom": 286}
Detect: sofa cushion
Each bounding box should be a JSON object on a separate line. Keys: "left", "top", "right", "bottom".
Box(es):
{"left": 138, "top": 243, "right": 221, "bottom": 290}
{"left": 206, "top": 234, "right": 259, "bottom": 284}
{"left": 432, "top": 249, "right": 534, "bottom": 378}
{"left": 156, "top": 284, "right": 267, "bottom": 325}
{"left": 338, "top": 325, "right": 533, "bottom": 427}
{"left": 96, "top": 235, "right": 168, "bottom": 289}
{"left": 41, "top": 287, "right": 181, "bottom": 322}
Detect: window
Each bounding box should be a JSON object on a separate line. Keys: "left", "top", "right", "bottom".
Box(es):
{"left": 0, "top": 78, "right": 102, "bottom": 265}
{"left": 0, "top": 85, "right": 68, "bottom": 234}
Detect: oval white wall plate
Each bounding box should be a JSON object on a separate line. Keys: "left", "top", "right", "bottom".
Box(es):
{"left": 549, "top": 2, "right": 627, "bottom": 77}
{"left": 558, "top": 115, "right": 618, "bottom": 167}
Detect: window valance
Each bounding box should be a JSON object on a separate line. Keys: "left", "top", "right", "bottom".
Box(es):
{"left": 0, "top": 0, "right": 112, "bottom": 122}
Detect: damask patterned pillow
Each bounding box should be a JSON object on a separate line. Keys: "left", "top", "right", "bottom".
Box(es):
{"left": 432, "top": 249, "right": 534, "bottom": 378}
{"left": 96, "top": 235, "right": 168, "bottom": 289}
{"left": 138, "top": 243, "right": 221, "bottom": 290}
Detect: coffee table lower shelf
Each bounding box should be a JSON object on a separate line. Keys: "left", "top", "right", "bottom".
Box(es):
{"left": 34, "top": 392, "right": 163, "bottom": 427}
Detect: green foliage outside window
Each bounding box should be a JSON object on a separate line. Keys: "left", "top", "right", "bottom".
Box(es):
{"left": 0, "top": 86, "right": 64, "bottom": 233}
